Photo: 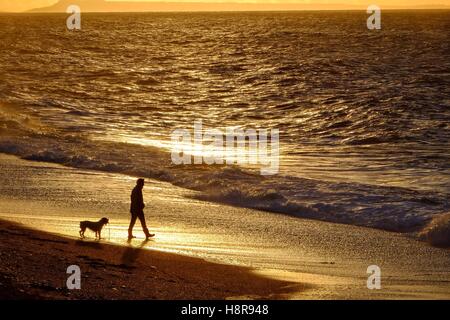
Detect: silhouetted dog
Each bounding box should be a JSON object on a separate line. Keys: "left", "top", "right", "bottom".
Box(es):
{"left": 79, "top": 217, "right": 109, "bottom": 239}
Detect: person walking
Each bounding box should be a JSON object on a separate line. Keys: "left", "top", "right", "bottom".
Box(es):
{"left": 128, "top": 178, "right": 154, "bottom": 240}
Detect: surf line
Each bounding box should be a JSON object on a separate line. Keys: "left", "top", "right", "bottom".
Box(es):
{"left": 170, "top": 120, "right": 279, "bottom": 175}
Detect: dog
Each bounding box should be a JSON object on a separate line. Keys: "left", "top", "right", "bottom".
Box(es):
{"left": 79, "top": 217, "right": 109, "bottom": 239}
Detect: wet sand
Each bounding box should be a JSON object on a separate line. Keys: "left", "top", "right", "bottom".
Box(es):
{"left": 0, "top": 219, "right": 303, "bottom": 300}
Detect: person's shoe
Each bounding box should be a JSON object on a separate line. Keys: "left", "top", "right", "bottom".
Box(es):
{"left": 145, "top": 234, "right": 155, "bottom": 239}
{"left": 128, "top": 235, "right": 136, "bottom": 240}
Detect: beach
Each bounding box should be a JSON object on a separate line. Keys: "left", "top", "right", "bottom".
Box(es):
{"left": 0, "top": 153, "right": 449, "bottom": 299}
{"left": 0, "top": 11, "right": 449, "bottom": 300}
{"left": 0, "top": 219, "right": 302, "bottom": 300}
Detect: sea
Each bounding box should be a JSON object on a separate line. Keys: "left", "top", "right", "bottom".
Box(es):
{"left": 0, "top": 11, "right": 449, "bottom": 232}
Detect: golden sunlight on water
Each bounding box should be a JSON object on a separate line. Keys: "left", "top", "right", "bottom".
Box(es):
{"left": 99, "top": 127, "right": 279, "bottom": 170}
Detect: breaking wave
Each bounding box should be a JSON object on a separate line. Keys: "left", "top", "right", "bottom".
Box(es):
{"left": 419, "top": 213, "right": 450, "bottom": 248}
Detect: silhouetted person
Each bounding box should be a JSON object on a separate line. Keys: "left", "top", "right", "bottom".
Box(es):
{"left": 128, "top": 178, "right": 154, "bottom": 240}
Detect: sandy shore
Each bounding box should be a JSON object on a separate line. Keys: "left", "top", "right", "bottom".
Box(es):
{"left": 0, "top": 219, "right": 302, "bottom": 300}
{"left": 2, "top": 218, "right": 448, "bottom": 300}
{"left": 0, "top": 153, "right": 449, "bottom": 300}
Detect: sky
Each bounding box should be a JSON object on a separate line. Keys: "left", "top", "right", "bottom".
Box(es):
{"left": 0, "top": 0, "right": 449, "bottom": 12}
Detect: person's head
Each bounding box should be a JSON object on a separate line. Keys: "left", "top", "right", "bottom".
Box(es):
{"left": 136, "top": 178, "right": 145, "bottom": 189}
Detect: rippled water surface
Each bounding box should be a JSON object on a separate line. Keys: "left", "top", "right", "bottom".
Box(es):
{"left": 0, "top": 11, "right": 449, "bottom": 231}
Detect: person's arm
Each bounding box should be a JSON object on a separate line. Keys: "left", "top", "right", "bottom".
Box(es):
{"left": 139, "top": 189, "right": 145, "bottom": 209}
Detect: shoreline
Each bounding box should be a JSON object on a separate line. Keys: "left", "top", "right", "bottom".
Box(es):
{"left": 0, "top": 130, "right": 447, "bottom": 235}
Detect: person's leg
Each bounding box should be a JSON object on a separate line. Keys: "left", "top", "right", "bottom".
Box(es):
{"left": 128, "top": 213, "right": 138, "bottom": 238}
{"left": 137, "top": 211, "right": 151, "bottom": 237}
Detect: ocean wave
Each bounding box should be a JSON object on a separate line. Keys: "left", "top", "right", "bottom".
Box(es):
{"left": 135, "top": 77, "right": 161, "bottom": 86}
{"left": 65, "top": 110, "right": 92, "bottom": 116}
{"left": 419, "top": 213, "right": 450, "bottom": 248}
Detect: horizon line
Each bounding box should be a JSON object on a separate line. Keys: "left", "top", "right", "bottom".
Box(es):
{"left": 12, "top": 9, "right": 450, "bottom": 14}
{"left": 2, "top": 2, "right": 449, "bottom": 13}
{"left": 5, "top": 9, "right": 449, "bottom": 14}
